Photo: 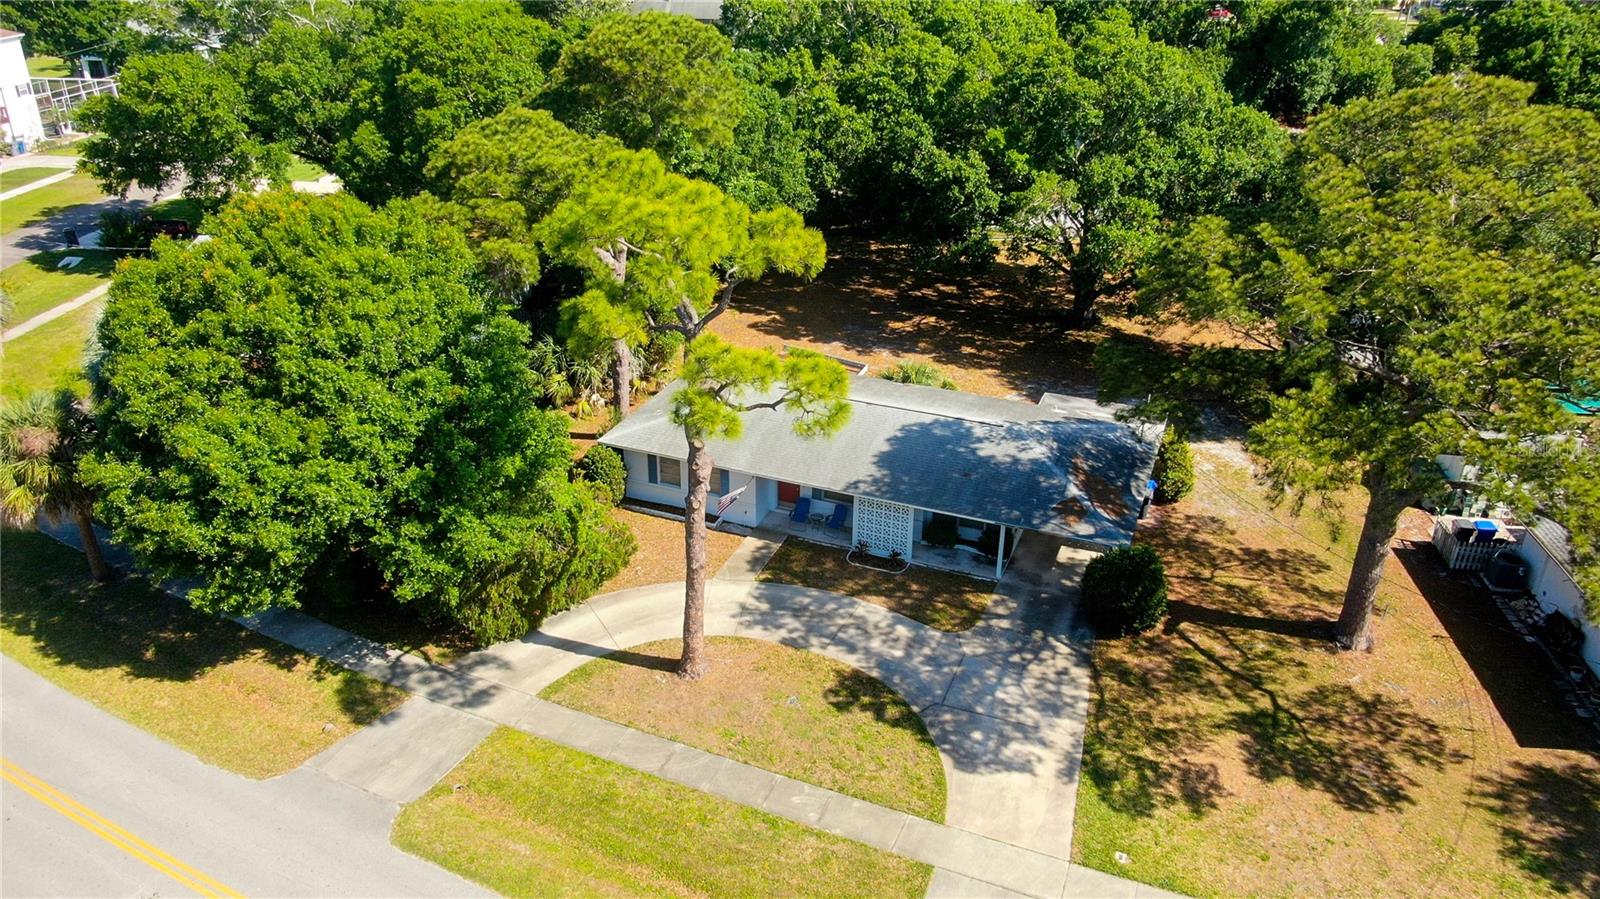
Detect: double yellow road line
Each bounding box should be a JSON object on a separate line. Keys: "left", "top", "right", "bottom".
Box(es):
{"left": 1, "top": 757, "right": 244, "bottom": 898}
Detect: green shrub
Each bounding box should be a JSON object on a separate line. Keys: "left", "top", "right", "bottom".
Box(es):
{"left": 880, "top": 361, "right": 956, "bottom": 390}
{"left": 922, "top": 515, "right": 959, "bottom": 547}
{"left": 97, "top": 208, "right": 149, "bottom": 253}
{"left": 1081, "top": 545, "right": 1168, "bottom": 636}
{"left": 1152, "top": 428, "right": 1195, "bottom": 504}
{"left": 451, "top": 482, "right": 636, "bottom": 644}
{"left": 576, "top": 445, "right": 627, "bottom": 505}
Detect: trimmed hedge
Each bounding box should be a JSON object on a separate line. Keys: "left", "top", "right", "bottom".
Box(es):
{"left": 1081, "top": 545, "right": 1168, "bottom": 636}
{"left": 576, "top": 445, "right": 627, "bottom": 505}
{"left": 1152, "top": 428, "right": 1195, "bottom": 504}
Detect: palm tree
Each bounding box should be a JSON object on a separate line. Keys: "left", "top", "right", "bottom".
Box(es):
{"left": 0, "top": 390, "right": 113, "bottom": 581}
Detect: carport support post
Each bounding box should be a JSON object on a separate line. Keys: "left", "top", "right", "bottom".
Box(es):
{"left": 995, "top": 525, "right": 1006, "bottom": 580}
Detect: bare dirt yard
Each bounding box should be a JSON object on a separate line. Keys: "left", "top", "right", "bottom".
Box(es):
{"left": 1074, "top": 443, "right": 1600, "bottom": 898}
{"left": 710, "top": 234, "right": 1237, "bottom": 401}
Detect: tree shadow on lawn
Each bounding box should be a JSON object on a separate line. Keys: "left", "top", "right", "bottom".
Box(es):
{"left": 1, "top": 532, "right": 397, "bottom": 724}
{"left": 1086, "top": 616, "right": 1466, "bottom": 820}
{"left": 822, "top": 667, "right": 941, "bottom": 748}
{"left": 1142, "top": 511, "right": 1343, "bottom": 632}
{"left": 1391, "top": 541, "right": 1597, "bottom": 752}
{"left": 1474, "top": 758, "right": 1600, "bottom": 897}
{"left": 1083, "top": 512, "right": 1466, "bottom": 818}
{"left": 729, "top": 235, "right": 1107, "bottom": 398}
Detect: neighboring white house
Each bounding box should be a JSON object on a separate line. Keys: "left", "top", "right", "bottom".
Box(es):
{"left": 0, "top": 29, "right": 45, "bottom": 147}
{"left": 1522, "top": 518, "right": 1599, "bottom": 677}
{"left": 601, "top": 376, "right": 1162, "bottom": 578}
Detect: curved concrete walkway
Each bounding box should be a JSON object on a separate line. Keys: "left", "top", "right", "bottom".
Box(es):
{"left": 450, "top": 530, "right": 1097, "bottom": 862}
{"left": 36, "top": 515, "right": 1174, "bottom": 897}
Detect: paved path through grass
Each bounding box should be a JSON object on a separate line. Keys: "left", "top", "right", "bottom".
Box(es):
{"left": 3, "top": 282, "right": 108, "bottom": 342}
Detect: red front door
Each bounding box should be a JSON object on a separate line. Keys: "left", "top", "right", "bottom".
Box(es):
{"left": 778, "top": 482, "right": 801, "bottom": 505}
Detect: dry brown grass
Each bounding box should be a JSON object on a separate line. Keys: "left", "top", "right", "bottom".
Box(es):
{"left": 1, "top": 532, "right": 408, "bottom": 778}
{"left": 1073, "top": 444, "right": 1600, "bottom": 898}
{"left": 541, "top": 636, "right": 946, "bottom": 819}
{"left": 598, "top": 508, "right": 744, "bottom": 594}
{"left": 756, "top": 537, "right": 994, "bottom": 632}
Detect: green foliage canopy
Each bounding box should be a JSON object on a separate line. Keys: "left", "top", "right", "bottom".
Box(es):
{"left": 550, "top": 11, "right": 742, "bottom": 166}
{"left": 84, "top": 191, "right": 623, "bottom": 639}
{"left": 0, "top": 0, "right": 128, "bottom": 65}
{"left": 1002, "top": 11, "right": 1288, "bottom": 324}
{"left": 77, "top": 52, "right": 284, "bottom": 205}
{"left": 1082, "top": 544, "right": 1169, "bottom": 636}
{"left": 1409, "top": 0, "right": 1600, "bottom": 113}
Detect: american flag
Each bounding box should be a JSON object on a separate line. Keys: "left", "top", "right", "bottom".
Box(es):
{"left": 713, "top": 479, "right": 752, "bottom": 522}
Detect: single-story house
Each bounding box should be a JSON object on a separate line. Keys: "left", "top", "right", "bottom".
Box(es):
{"left": 600, "top": 376, "right": 1163, "bottom": 579}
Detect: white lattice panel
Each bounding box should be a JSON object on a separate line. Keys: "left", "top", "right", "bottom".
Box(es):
{"left": 853, "top": 496, "right": 915, "bottom": 559}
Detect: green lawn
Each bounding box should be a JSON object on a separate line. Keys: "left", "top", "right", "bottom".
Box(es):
{"left": 394, "top": 728, "right": 932, "bottom": 898}
{"left": 1, "top": 249, "right": 117, "bottom": 325}
{"left": 147, "top": 197, "right": 205, "bottom": 227}
{"left": 0, "top": 174, "right": 106, "bottom": 236}
{"left": 27, "top": 55, "right": 70, "bottom": 78}
{"left": 757, "top": 537, "right": 995, "bottom": 631}
{"left": 285, "top": 157, "right": 328, "bottom": 182}
{"left": 2, "top": 298, "right": 102, "bottom": 401}
{"left": 542, "top": 636, "right": 947, "bottom": 819}
{"left": 0, "top": 167, "right": 63, "bottom": 192}
{"left": 41, "top": 142, "right": 86, "bottom": 157}
{"left": 1, "top": 532, "right": 409, "bottom": 778}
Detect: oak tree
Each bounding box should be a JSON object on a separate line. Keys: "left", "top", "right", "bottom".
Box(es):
{"left": 84, "top": 191, "right": 627, "bottom": 642}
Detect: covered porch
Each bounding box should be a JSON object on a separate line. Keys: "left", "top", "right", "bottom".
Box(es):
{"left": 758, "top": 492, "right": 1016, "bottom": 581}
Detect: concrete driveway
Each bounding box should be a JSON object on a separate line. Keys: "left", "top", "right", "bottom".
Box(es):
{"left": 451, "top": 530, "right": 1099, "bottom": 861}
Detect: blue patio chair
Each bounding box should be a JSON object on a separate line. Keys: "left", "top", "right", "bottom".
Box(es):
{"left": 824, "top": 503, "right": 849, "bottom": 532}
{"left": 788, "top": 497, "right": 812, "bottom": 531}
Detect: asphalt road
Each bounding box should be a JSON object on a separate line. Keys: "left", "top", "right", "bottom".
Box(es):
{"left": 1, "top": 157, "right": 167, "bottom": 267}
{"left": 0, "top": 656, "right": 488, "bottom": 898}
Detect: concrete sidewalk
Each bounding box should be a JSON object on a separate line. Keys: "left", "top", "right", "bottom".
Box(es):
{"left": 2, "top": 282, "right": 109, "bottom": 342}
{"left": 0, "top": 168, "right": 75, "bottom": 202}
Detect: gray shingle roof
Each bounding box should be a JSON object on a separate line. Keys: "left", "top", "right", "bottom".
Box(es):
{"left": 600, "top": 376, "right": 1162, "bottom": 549}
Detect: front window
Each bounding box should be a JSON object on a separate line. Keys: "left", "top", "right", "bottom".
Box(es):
{"left": 812, "top": 488, "right": 853, "bottom": 505}
{"left": 657, "top": 456, "right": 682, "bottom": 488}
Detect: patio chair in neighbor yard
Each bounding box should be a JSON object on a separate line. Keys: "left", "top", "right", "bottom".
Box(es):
{"left": 789, "top": 498, "right": 812, "bottom": 531}
{"left": 825, "top": 504, "right": 849, "bottom": 533}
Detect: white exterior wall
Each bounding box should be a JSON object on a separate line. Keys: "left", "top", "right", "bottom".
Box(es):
{"left": 0, "top": 36, "right": 45, "bottom": 145}
{"left": 1521, "top": 529, "right": 1600, "bottom": 677}
{"left": 802, "top": 489, "right": 855, "bottom": 529}
{"left": 618, "top": 449, "right": 766, "bottom": 528}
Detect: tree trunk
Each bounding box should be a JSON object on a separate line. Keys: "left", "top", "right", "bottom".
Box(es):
{"left": 1064, "top": 261, "right": 1101, "bottom": 329}
{"left": 612, "top": 337, "right": 634, "bottom": 418}
{"left": 74, "top": 504, "right": 113, "bottom": 583}
{"left": 1334, "top": 473, "right": 1412, "bottom": 651}
{"left": 677, "top": 435, "right": 714, "bottom": 679}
